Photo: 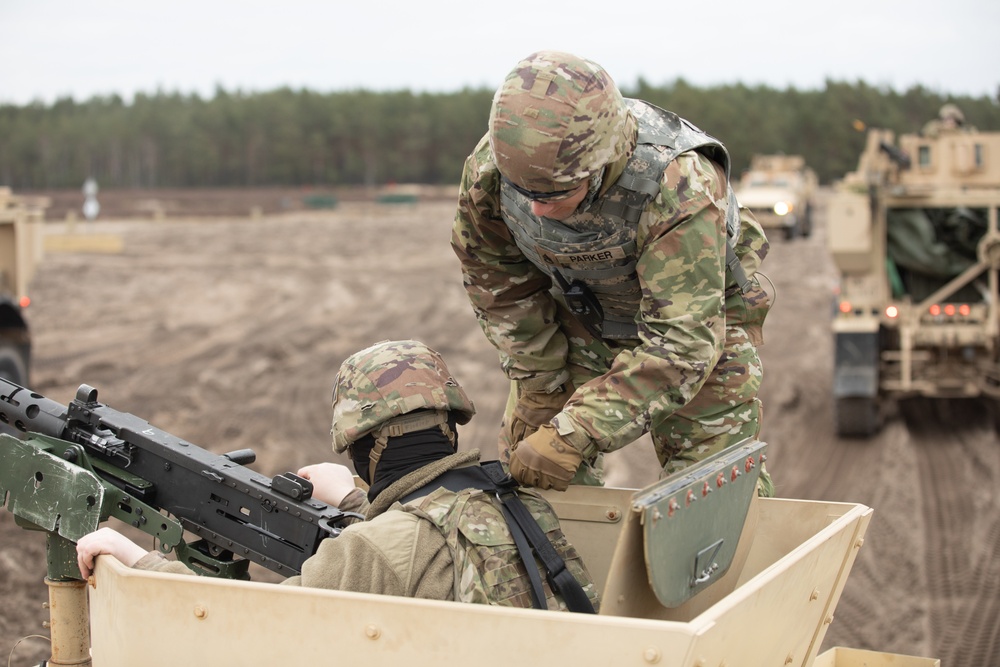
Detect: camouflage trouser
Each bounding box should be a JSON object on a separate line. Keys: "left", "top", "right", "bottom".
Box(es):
{"left": 499, "top": 324, "right": 773, "bottom": 495}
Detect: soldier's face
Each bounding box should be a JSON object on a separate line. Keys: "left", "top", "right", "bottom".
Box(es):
{"left": 529, "top": 183, "right": 589, "bottom": 220}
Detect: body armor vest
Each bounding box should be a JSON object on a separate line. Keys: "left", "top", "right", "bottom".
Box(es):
{"left": 499, "top": 99, "right": 747, "bottom": 340}
{"left": 413, "top": 480, "right": 599, "bottom": 611}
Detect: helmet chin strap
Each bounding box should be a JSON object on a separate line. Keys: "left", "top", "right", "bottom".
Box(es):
{"left": 578, "top": 170, "right": 604, "bottom": 212}
{"left": 368, "top": 410, "right": 454, "bottom": 482}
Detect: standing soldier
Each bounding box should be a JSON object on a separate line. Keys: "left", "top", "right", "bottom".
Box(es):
{"left": 922, "top": 103, "right": 975, "bottom": 138}
{"left": 452, "top": 51, "right": 773, "bottom": 492}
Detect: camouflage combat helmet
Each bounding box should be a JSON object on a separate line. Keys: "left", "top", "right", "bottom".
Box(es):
{"left": 489, "top": 50, "right": 632, "bottom": 195}
{"left": 330, "top": 340, "right": 475, "bottom": 460}
{"left": 939, "top": 103, "right": 965, "bottom": 125}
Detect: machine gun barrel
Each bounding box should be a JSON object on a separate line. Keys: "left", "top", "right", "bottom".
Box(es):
{"left": 0, "top": 379, "right": 351, "bottom": 578}
{"left": 879, "top": 140, "right": 912, "bottom": 169}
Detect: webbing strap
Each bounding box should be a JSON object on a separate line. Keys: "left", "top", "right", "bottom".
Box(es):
{"left": 726, "top": 240, "right": 751, "bottom": 294}
{"left": 481, "top": 463, "right": 596, "bottom": 614}
{"left": 499, "top": 501, "right": 547, "bottom": 610}
{"left": 406, "top": 464, "right": 596, "bottom": 613}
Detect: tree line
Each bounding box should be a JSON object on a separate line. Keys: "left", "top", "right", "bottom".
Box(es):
{"left": 1, "top": 80, "right": 997, "bottom": 190}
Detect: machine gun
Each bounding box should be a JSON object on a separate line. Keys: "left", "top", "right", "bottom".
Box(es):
{"left": 879, "top": 140, "right": 912, "bottom": 169}
{"left": 0, "top": 379, "right": 357, "bottom": 582}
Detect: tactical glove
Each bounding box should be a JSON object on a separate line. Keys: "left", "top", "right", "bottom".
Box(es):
{"left": 508, "top": 423, "right": 583, "bottom": 491}
{"left": 503, "top": 382, "right": 574, "bottom": 445}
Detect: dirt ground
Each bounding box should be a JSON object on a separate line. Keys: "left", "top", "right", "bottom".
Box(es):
{"left": 2, "top": 190, "right": 998, "bottom": 666}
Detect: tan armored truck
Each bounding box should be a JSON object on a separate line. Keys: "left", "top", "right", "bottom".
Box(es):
{"left": 827, "top": 120, "right": 1000, "bottom": 436}
{"left": 2, "top": 419, "right": 938, "bottom": 666}
{"left": 0, "top": 187, "right": 45, "bottom": 386}
{"left": 736, "top": 154, "right": 818, "bottom": 240}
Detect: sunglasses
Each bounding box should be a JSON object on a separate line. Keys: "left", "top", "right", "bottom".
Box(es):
{"left": 502, "top": 176, "right": 585, "bottom": 202}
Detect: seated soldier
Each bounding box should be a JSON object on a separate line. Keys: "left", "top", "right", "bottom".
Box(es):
{"left": 76, "top": 339, "right": 599, "bottom": 612}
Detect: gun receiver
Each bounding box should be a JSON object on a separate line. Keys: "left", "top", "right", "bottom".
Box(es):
{"left": 0, "top": 379, "right": 354, "bottom": 580}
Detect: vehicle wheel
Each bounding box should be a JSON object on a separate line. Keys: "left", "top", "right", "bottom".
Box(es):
{"left": 784, "top": 224, "right": 797, "bottom": 241}
{"left": 988, "top": 398, "right": 1000, "bottom": 434}
{"left": 801, "top": 205, "right": 814, "bottom": 237}
{"left": 0, "top": 343, "right": 29, "bottom": 386}
{"left": 835, "top": 396, "right": 879, "bottom": 437}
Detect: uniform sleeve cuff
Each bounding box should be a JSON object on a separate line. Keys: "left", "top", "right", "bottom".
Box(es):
{"left": 515, "top": 368, "right": 571, "bottom": 394}
{"left": 339, "top": 487, "right": 370, "bottom": 516}
{"left": 551, "top": 412, "right": 600, "bottom": 460}
{"left": 133, "top": 551, "right": 168, "bottom": 571}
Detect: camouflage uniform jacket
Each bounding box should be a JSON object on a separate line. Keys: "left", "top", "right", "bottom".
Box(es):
{"left": 452, "top": 101, "right": 771, "bottom": 460}
{"left": 134, "top": 450, "right": 599, "bottom": 610}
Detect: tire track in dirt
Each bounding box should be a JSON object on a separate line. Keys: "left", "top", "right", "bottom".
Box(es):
{"left": 742, "top": 202, "right": 937, "bottom": 657}
{"left": 905, "top": 400, "right": 1000, "bottom": 665}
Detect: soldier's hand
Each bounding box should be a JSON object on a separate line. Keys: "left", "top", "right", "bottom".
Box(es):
{"left": 509, "top": 424, "right": 583, "bottom": 491}
{"left": 298, "top": 462, "right": 358, "bottom": 507}
{"left": 504, "top": 382, "right": 574, "bottom": 445}
{"left": 76, "top": 527, "right": 149, "bottom": 579}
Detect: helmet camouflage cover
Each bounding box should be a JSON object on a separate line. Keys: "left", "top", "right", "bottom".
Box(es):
{"left": 939, "top": 103, "right": 965, "bottom": 124}
{"left": 489, "top": 50, "right": 631, "bottom": 194}
{"left": 331, "top": 340, "right": 476, "bottom": 453}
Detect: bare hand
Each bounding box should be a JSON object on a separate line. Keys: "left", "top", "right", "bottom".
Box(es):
{"left": 76, "top": 527, "right": 149, "bottom": 579}
{"left": 297, "top": 462, "right": 358, "bottom": 507}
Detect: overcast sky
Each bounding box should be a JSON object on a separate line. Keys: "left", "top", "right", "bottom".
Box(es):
{"left": 2, "top": 0, "right": 997, "bottom": 106}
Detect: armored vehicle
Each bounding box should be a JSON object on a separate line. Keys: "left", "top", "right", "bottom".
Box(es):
{"left": 827, "top": 120, "right": 1000, "bottom": 436}
{"left": 0, "top": 386, "right": 937, "bottom": 667}
{"left": 0, "top": 188, "right": 45, "bottom": 386}
{"left": 736, "top": 154, "right": 817, "bottom": 240}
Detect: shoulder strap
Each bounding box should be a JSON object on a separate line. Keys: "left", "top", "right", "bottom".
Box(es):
{"left": 480, "top": 462, "right": 596, "bottom": 614}
{"left": 406, "top": 463, "right": 596, "bottom": 614}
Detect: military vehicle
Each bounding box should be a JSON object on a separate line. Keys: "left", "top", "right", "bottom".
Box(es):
{"left": 0, "top": 187, "right": 45, "bottom": 386}
{"left": 827, "top": 121, "right": 1000, "bottom": 436}
{"left": 0, "top": 383, "right": 937, "bottom": 667}
{"left": 736, "top": 154, "right": 818, "bottom": 240}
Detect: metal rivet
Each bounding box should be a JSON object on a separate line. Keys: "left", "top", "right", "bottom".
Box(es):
{"left": 855, "top": 538, "right": 865, "bottom": 548}
{"left": 809, "top": 589, "right": 820, "bottom": 601}
{"left": 643, "top": 647, "right": 661, "bottom": 663}
{"left": 365, "top": 624, "right": 381, "bottom": 639}
{"left": 193, "top": 605, "right": 208, "bottom": 620}
{"left": 784, "top": 653, "right": 794, "bottom": 665}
